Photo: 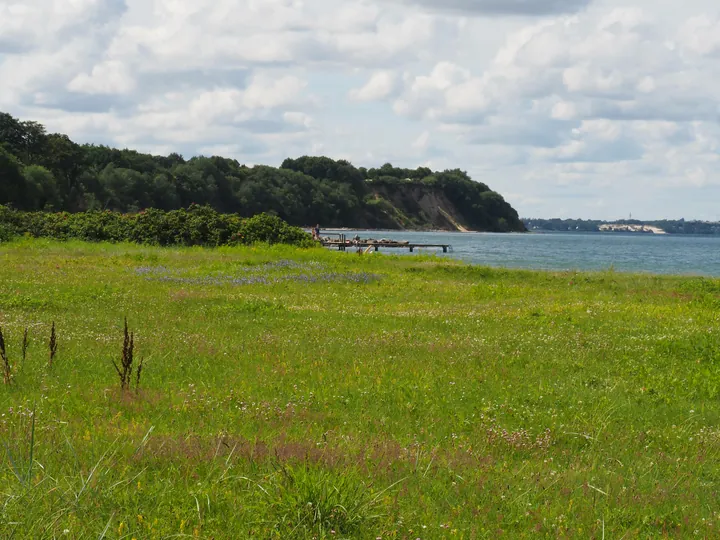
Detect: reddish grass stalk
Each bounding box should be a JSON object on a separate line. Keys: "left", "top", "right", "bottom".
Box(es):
{"left": 22, "top": 328, "right": 28, "bottom": 365}
{"left": 136, "top": 356, "right": 144, "bottom": 395}
{"left": 48, "top": 322, "right": 58, "bottom": 367}
{"left": 113, "top": 318, "right": 137, "bottom": 392}
{"left": 1, "top": 326, "right": 11, "bottom": 385}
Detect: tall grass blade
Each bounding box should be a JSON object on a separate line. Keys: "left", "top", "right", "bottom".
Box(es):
{"left": 97, "top": 512, "right": 115, "bottom": 540}
{"left": 26, "top": 406, "right": 35, "bottom": 483}
{"left": 3, "top": 405, "right": 36, "bottom": 486}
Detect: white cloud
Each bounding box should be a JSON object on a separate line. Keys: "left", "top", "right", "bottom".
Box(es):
{"left": 393, "top": 62, "right": 472, "bottom": 118}
{"left": 391, "top": 0, "right": 593, "bottom": 16}
{"left": 349, "top": 71, "right": 398, "bottom": 101}
{"left": 396, "top": 9, "right": 708, "bottom": 124}
{"left": 394, "top": 9, "right": 720, "bottom": 163}
{"left": 552, "top": 101, "right": 578, "bottom": 120}
{"left": 677, "top": 15, "right": 720, "bottom": 56}
{"left": 533, "top": 120, "right": 644, "bottom": 163}
{"left": 0, "top": 0, "right": 125, "bottom": 51}
{"left": 187, "top": 89, "right": 248, "bottom": 123}
{"left": 413, "top": 130, "right": 431, "bottom": 150}
{"left": 105, "top": 0, "right": 460, "bottom": 71}
{"left": 149, "top": 73, "right": 310, "bottom": 136}
{"left": 283, "top": 111, "right": 314, "bottom": 128}
{"left": 241, "top": 74, "right": 308, "bottom": 109}
{"left": 68, "top": 61, "right": 136, "bottom": 95}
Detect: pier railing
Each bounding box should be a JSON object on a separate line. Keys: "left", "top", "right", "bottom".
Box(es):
{"left": 321, "top": 233, "right": 451, "bottom": 253}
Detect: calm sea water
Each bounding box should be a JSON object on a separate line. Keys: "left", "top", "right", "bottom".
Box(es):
{"left": 325, "top": 230, "right": 720, "bottom": 277}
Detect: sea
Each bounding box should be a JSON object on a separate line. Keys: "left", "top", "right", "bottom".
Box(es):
{"left": 324, "top": 230, "right": 720, "bottom": 277}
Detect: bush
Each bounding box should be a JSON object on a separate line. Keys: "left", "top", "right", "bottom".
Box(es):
{"left": 232, "top": 213, "right": 315, "bottom": 247}
{"left": 0, "top": 222, "right": 14, "bottom": 243}
{"left": 0, "top": 205, "right": 314, "bottom": 248}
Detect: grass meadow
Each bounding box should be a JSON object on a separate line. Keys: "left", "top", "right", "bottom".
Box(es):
{"left": 1, "top": 238, "right": 720, "bottom": 538}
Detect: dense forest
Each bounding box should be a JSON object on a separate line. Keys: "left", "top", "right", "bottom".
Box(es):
{"left": 0, "top": 112, "right": 525, "bottom": 232}
{"left": 524, "top": 218, "right": 720, "bottom": 235}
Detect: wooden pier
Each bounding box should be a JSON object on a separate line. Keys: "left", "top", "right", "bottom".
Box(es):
{"left": 321, "top": 233, "right": 451, "bottom": 253}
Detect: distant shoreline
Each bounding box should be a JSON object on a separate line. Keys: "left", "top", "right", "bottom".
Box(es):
{"left": 524, "top": 218, "right": 720, "bottom": 236}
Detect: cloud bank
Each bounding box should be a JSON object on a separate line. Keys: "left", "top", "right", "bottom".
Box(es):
{"left": 1, "top": 0, "right": 719, "bottom": 219}
{"left": 393, "top": 0, "right": 593, "bottom": 16}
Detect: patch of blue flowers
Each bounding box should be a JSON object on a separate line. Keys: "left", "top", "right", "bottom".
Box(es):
{"left": 134, "top": 260, "right": 380, "bottom": 286}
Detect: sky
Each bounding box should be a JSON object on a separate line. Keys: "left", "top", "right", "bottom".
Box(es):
{"left": 1, "top": 0, "right": 719, "bottom": 220}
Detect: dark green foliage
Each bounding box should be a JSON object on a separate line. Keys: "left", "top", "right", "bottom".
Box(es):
{"left": 232, "top": 213, "right": 315, "bottom": 246}
{"left": 0, "top": 112, "right": 525, "bottom": 232}
{"left": 282, "top": 156, "right": 366, "bottom": 192}
{"left": 0, "top": 204, "right": 314, "bottom": 248}
{"left": 0, "top": 147, "right": 29, "bottom": 208}
{"left": 0, "top": 222, "right": 13, "bottom": 243}
{"left": 23, "top": 165, "right": 60, "bottom": 210}
{"left": 0, "top": 200, "right": 17, "bottom": 243}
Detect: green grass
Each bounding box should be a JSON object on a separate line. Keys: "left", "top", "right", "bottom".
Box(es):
{"left": 1, "top": 238, "right": 720, "bottom": 538}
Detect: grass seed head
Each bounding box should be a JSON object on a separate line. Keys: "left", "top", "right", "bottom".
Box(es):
{"left": 1, "top": 326, "right": 11, "bottom": 385}
{"left": 113, "top": 317, "right": 139, "bottom": 392}
{"left": 22, "top": 327, "right": 28, "bottom": 364}
{"left": 48, "top": 322, "right": 58, "bottom": 367}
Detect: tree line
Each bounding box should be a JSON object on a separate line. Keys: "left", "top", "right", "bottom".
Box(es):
{"left": 0, "top": 112, "right": 525, "bottom": 232}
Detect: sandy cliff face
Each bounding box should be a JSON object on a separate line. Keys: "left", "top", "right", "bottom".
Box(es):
{"left": 365, "top": 185, "right": 466, "bottom": 230}
{"left": 367, "top": 184, "right": 523, "bottom": 232}
{"left": 407, "top": 188, "right": 471, "bottom": 231}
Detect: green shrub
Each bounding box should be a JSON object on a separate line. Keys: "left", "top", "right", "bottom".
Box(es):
{"left": 233, "top": 213, "right": 315, "bottom": 247}
{"left": 0, "top": 222, "right": 14, "bottom": 243}
{"left": 0, "top": 204, "right": 314, "bottom": 248}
